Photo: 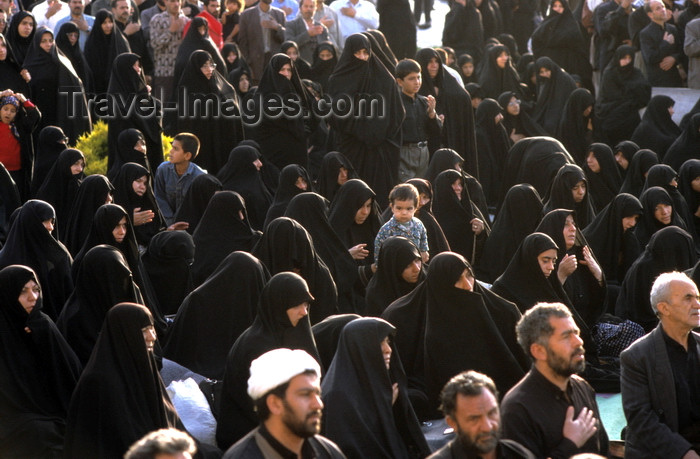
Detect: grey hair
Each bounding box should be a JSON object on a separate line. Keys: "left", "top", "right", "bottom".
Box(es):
{"left": 124, "top": 429, "right": 196, "bottom": 459}
{"left": 650, "top": 271, "right": 693, "bottom": 316}
{"left": 516, "top": 302, "right": 572, "bottom": 361}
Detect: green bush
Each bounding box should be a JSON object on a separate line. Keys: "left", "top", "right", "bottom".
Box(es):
{"left": 74, "top": 121, "right": 172, "bottom": 176}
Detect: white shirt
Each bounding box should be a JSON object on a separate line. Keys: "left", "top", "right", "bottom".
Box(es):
{"left": 33, "top": 0, "right": 71, "bottom": 31}
{"left": 329, "top": 0, "right": 378, "bottom": 48}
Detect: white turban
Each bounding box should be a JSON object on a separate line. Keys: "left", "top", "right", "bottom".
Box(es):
{"left": 247, "top": 348, "right": 321, "bottom": 400}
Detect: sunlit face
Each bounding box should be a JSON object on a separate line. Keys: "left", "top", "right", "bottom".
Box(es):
{"left": 391, "top": 199, "right": 416, "bottom": 223}
{"left": 615, "top": 151, "right": 629, "bottom": 170}
{"left": 0, "top": 39, "right": 7, "bottom": 61}
{"left": 541, "top": 316, "right": 586, "bottom": 377}
{"left": 571, "top": 180, "right": 586, "bottom": 203}
{"left": 299, "top": 0, "right": 315, "bottom": 18}
{"left": 354, "top": 197, "right": 372, "bottom": 224}
{"left": 69, "top": 0, "right": 85, "bottom": 15}
{"left": 538, "top": 248, "right": 557, "bottom": 278}
{"left": 238, "top": 74, "right": 250, "bottom": 93}
{"left": 295, "top": 176, "right": 308, "bottom": 191}
{"left": 539, "top": 67, "right": 551, "bottom": 79}
{"left": 318, "top": 48, "right": 333, "bottom": 60}
{"left": 654, "top": 203, "right": 672, "bottom": 225}
{"left": 619, "top": 54, "right": 632, "bottom": 67}
{"left": 496, "top": 51, "right": 508, "bottom": 69}
{"left": 658, "top": 279, "right": 700, "bottom": 331}
{"left": 285, "top": 46, "right": 299, "bottom": 61}
{"left": 506, "top": 97, "right": 520, "bottom": 116}
{"left": 669, "top": 105, "right": 675, "bottom": 116}
{"left": 0, "top": 104, "right": 17, "bottom": 125}
{"left": 563, "top": 214, "right": 576, "bottom": 250}
{"left": 142, "top": 325, "right": 156, "bottom": 352}
{"left": 134, "top": 138, "right": 147, "bottom": 153}
{"left": 621, "top": 214, "right": 639, "bottom": 232}
{"left": 226, "top": 51, "right": 237, "bottom": 64}
{"left": 42, "top": 218, "right": 54, "bottom": 232}
{"left": 132, "top": 59, "right": 142, "bottom": 74}
{"left": 452, "top": 178, "right": 463, "bottom": 200}
{"left": 67, "top": 31, "right": 79, "bottom": 45}
{"left": 39, "top": 32, "right": 53, "bottom": 53}
{"left": 71, "top": 158, "right": 85, "bottom": 175}
{"left": 381, "top": 336, "right": 392, "bottom": 369}
{"left": 101, "top": 17, "right": 114, "bottom": 35}
{"left": 447, "top": 390, "right": 500, "bottom": 456}
{"left": 586, "top": 152, "right": 600, "bottom": 173}
{"left": 113, "top": 0, "right": 130, "bottom": 22}
{"left": 197, "top": 25, "right": 206, "bottom": 36}
{"left": 551, "top": 0, "right": 564, "bottom": 13}
{"left": 112, "top": 216, "right": 128, "bottom": 243}
{"left": 287, "top": 301, "right": 309, "bottom": 327}
{"left": 206, "top": 0, "right": 220, "bottom": 15}
{"left": 461, "top": 61, "right": 474, "bottom": 77}
{"left": 278, "top": 373, "right": 324, "bottom": 439}
{"left": 18, "top": 280, "right": 40, "bottom": 314}
{"left": 132, "top": 175, "right": 148, "bottom": 197}
{"left": 18, "top": 16, "right": 34, "bottom": 38}
{"left": 201, "top": 60, "right": 216, "bottom": 80}
{"left": 454, "top": 268, "right": 475, "bottom": 291}
{"left": 427, "top": 57, "right": 439, "bottom": 78}
{"left": 401, "top": 258, "right": 422, "bottom": 283}
{"left": 648, "top": 0, "right": 667, "bottom": 22}
{"left": 353, "top": 48, "right": 369, "bottom": 61}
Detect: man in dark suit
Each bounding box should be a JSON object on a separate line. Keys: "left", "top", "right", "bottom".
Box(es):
{"left": 621, "top": 271, "right": 700, "bottom": 459}
{"left": 639, "top": 0, "right": 683, "bottom": 86}
{"left": 285, "top": 0, "right": 330, "bottom": 63}
{"left": 238, "top": 0, "right": 285, "bottom": 83}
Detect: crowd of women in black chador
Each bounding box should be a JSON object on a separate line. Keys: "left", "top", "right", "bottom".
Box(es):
{"left": 5, "top": 0, "right": 700, "bottom": 455}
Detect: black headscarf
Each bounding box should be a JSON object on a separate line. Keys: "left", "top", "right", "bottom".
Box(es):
{"left": 0, "top": 33, "right": 30, "bottom": 94}
{"left": 191, "top": 190, "right": 261, "bottom": 286}
{"left": 228, "top": 66, "right": 252, "bottom": 100}
{"left": 55, "top": 21, "right": 93, "bottom": 92}
{"left": 309, "top": 41, "right": 338, "bottom": 91}
{"left": 112, "top": 162, "right": 164, "bottom": 246}
{"left": 634, "top": 186, "right": 687, "bottom": 249}
{"left": 328, "top": 34, "right": 404, "bottom": 207}
{"left": 614, "top": 140, "right": 640, "bottom": 181}
{"left": 475, "top": 98, "right": 512, "bottom": 205}
{"left": 106, "top": 53, "right": 163, "bottom": 173}
{"left": 172, "top": 173, "right": 222, "bottom": 234}
{"left": 311, "top": 313, "right": 362, "bottom": 372}
{"left": 498, "top": 90, "right": 547, "bottom": 138}
{"left": 84, "top": 10, "right": 131, "bottom": 93}
{"left": 365, "top": 236, "right": 424, "bottom": 316}
{"left": 442, "top": 0, "right": 484, "bottom": 64}
{"left": 583, "top": 193, "right": 643, "bottom": 284}
{"left": 583, "top": 143, "right": 622, "bottom": 213}
{"left": 679, "top": 159, "right": 700, "bottom": 238}
{"left": 481, "top": 183, "right": 543, "bottom": 282}
{"left": 665, "top": 113, "right": 700, "bottom": 173}
{"left": 457, "top": 53, "right": 477, "bottom": 85}
{"left": 222, "top": 42, "right": 248, "bottom": 75}
{"left": 543, "top": 164, "right": 596, "bottom": 230}
{"left": 107, "top": 128, "right": 150, "bottom": 183}
{"left": 35, "top": 148, "right": 84, "bottom": 239}
{"left": 253, "top": 217, "right": 339, "bottom": 325}
{"left": 615, "top": 226, "right": 697, "bottom": 331}
{"left": 56, "top": 245, "right": 143, "bottom": 366}
{"left": 619, "top": 148, "right": 659, "bottom": 197}
{"left": 478, "top": 45, "right": 524, "bottom": 99}
{"left": 163, "top": 251, "right": 270, "bottom": 380}
{"left": 216, "top": 272, "right": 320, "bottom": 449}
{"left": 322, "top": 317, "right": 430, "bottom": 459}
{"left": 172, "top": 16, "right": 225, "bottom": 89}
{"left": 630, "top": 95, "right": 681, "bottom": 160}
{"left": 0, "top": 200, "right": 73, "bottom": 320}
{"left": 281, "top": 40, "right": 312, "bottom": 79}
{"left": 556, "top": 88, "right": 594, "bottom": 165}
{"left": 64, "top": 174, "right": 114, "bottom": 257}
{"left": 217, "top": 145, "right": 273, "bottom": 231}
{"left": 64, "top": 303, "right": 182, "bottom": 459}
{"left": 642, "top": 164, "right": 695, "bottom": 242}
{"left": 140, "top": 230, "right": 195, "bottom": 316}
{"left": 30, "top": 126, "right": 67, "bottom": 198}
{"left": 317, "top": 151, "right": 358, "bottom": 202}
{"left": 0, "top": 265, "right": 81, "bottom": 458}
{"left": 264, "top": 164, "right": 312, "bottom": 229}
{"left": 5, "top": 11, "right": 35, "bottom": 66}
{"left": 532, "top": 57, "right": 577, "bottom": 135}
{"left": 174, "top": 49, "right": 243, "bottom": 175}
{"left": 405, "top": 178, "right": 451, "bottom": 258}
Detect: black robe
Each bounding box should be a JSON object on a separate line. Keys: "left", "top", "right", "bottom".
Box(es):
{"left": 316, "top": 151, "right": 358, "bottom": 202}
{"left": 63, "top": 174, "right": 115, "bottom": 257}
{"left": 613, "top": 140, "right": 640, "bottom": 180}
{"left": 619, "top": 148, "right": 659, "bottom": 197}
{"left": 311, "top": 313, "right": 361, "bottom": 372}
{"left": 0, "top": 165, "right": 21, "bottom": 245}
{"left": 0, "top": 32, "right": 30, "bottom": 96}
{"left": 264, "top": 164, "right": 312, "bottom": 229}
{"left": 35, "top": 148, "right": 84, "bottom": 240}
{"left": 634, "top": 186, "right": 687, "bottom": 248}
{"left": 309, "top": 41, "right": 338, "bottom": 92}
{"left": 281, "top": 41, "right": 312, "bottom": 80}
{"left": 498, "top": 90, "right": 547, "bottom": 139}
{"left": 532, "top": 57, "right": 577, "bottom": 136}
{"left": 84, "top": 10, "right": 131, "bottom": 94}
{"left": 630, "top": 95, "right": 681, "bottom": 161}
{"left": 377, "top": 0, "right": 416, "bottom": 60}
{"left": 172, "top": 173, "right": 222, "bottom": 234}
{"left": 191, "top": 190, "right": 262, "bottom": 286}
{"left": 478, "top": 44, "right": 525, "bottom": 99}
{"left": 474, "top": 98, "right": 512, "bottom": 205}
{"left": 321, "top": 317, "right": 431, "bottom": 459}
{"left": 106, "top": 128, "right": 151, "bottom": 183}
{"left": 0, "top": 265, "right": 81, "bottom": 459}
{"left": 163, "top": 251, "right": 270, "bottom": 379}
{"left": 665, "top": 113, "right": 700, "bottom": 173}
{"left": 556, "top": 88, "right": 594, "bottom": 166}
{"left": 405, "top": 178, "right": 450, "bottom": 258}
{"left": 112, "top": 162, "right": 165, "bottom": 246}
{"left": 679, "top": 159, "right": 700, "bottom": 245}
{"left": 172, "top": 16, "right": 226, "bottom": 94}
{"left": 442, "top": 0, "right": 484, "bottom": 64}
{"left": 642, "top": 164, "right": 696, "bottom": 243}
{"left": 55, "top": 21, "right": 94, "bottom": 93}
{"left": 583, "top": 143, "right": 622, "bottom": 213}
{"left": 216, "top": 272, "right": 320, "bottom": 449}
{"left": 30, "top": 127, "right": 67, "bottom": 199}
{"left": 542, "top": 164, "right": 596, "bottom": 230}
{"left": 5, "top": 11, "right": 35, "bottom": 67}
{"left": 56, "top": 244, "right": 143, "bottom": 366}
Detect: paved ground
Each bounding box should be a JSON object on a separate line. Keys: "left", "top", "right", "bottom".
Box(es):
{"left": 416, "top": 0, "right": 450, "bottom": 49}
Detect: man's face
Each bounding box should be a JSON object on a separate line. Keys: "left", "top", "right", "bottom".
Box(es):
{"left": 69, "top": 0, "right": 84, "bottom": 15}
{"left": 648, "top": 0, "right": 667, "bottom": 22}
{"left": 542, "top": 317, "right": 585, "bottom": 378}
{"left": 206, "top": 0, "right": 220, "bottom": 15}
{"left": 447, "top": 390, "right": 500, "bottom": 455}
{"left": 280, "top": 373, "right": 324, "bottom": 438}
{"left": 659, "top": 279, "right": 700, "bottom": 331}
{"left": 300, "top": 0, "right": 314, "bottom": 19}
{"left": 165, "top": 0, "right": 180, "bottom": 15}
{"left": 113, "top": 0, "right": 130, "bottom": 21}
{"left": 0, "top": 11, "right": 7, "bottom": 32}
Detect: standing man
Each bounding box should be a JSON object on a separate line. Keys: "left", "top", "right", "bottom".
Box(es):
{"left": 429, "top": 371, "right": 535, "bottom": 459}
{"left": 113, "top": 0, "right": 154, "bottom": 77}
{"left": 500, "top": 303, "right": 609, "bottom": 459}
{"left": 33, "top": 0, "right": 70, "bottom": 30}
{"left": 150, "top": 0, "right": 189, "bottom": 102}
{"left": 54, "top": 0, "right": 94, "bottom": 50}
{"left": 640, "top": 0, "right": 683, "bottom": 86}
{"left": 621, "top": 272, "right": 700, "bottom": 459}
{"left": 237, "top": 0, "right": 285, "bottom": 83}
{"left": 313, "top": 0, "right": 340, "bottom": 49}
{"left": 285, "top": 0, "right": 330, "bottom": 63}
{"left": 329, "top": 0, "right": 377, "bottom": 48}
{"left": 223, "top": 348, "right": 346, "bottom": 459}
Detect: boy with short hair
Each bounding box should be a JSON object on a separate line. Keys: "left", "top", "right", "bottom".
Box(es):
{"left": 374, "top": 183, "right": 429, "bottom": 265}
{"left": 154, "top": 132, "right": 206, "bottom": 226}
{"left": 395, "top": 58, "right": 442, "bottom": 182}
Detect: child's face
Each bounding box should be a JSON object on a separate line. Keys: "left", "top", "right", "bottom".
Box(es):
{"left": 390, "top": 199, "right": 416, "bottom": 224}
{"left": 0, "top": 103, "right": 17, "bottom": 124}
{"left": 226, "top": 0, "right": 238, "bottom": 12}
{"left": 396, "top": 71, "right": 421, "bottom": 97}
{"left": 169, "top": 140, "right": 190, "bottom": 164}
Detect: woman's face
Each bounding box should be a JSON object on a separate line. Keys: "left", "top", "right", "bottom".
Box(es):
{"left": 451, "top": 178, "right": 463, "bottom": 200}
{"left": 538, "top": 67, "right": 551, "bottom": 79}
{"left": 42, "top": 218, "right": 54, "bottom": 232}
{"left": 669, "top": 176, "right": 678, "bottom": 188}
{"left": 354, "top": 197, "right": 372, "bottom": 224}
{"left": 418, "top": 192, "right": 430, "bottom": 210}
{"left": 583, "top": 105, "right": 592, "bottom": 117}
{"left": 39, "top": 32, "right": 53, "bottom": 53}
{"left": 70, "top": 158, "right": 85, "bottom": 175}
{"left": 381, "top": 336, "right": 391, "bottom": 370}
{"left": 586, "top": 152, "right": 600, "bottom": 173}
{"left": 0, "top": 39, "right": 6, "bottom": 61}
{"left": 668, "top": 105, "right": 675, "bottom": 116}
{"left": 18, "top": 16, "right": 34, "bottom": 38}
{"left": 571, "top": 180, "right": 586, "bottom": 203}
{"left": 461, "top": 61, "right": 474, "bottom": 77}
{"left": 619, "top": 54, "right": 632, "bottom": 67}
{"left": 112, "top": 216, "right": 128, "bottom": 243}
{"left": 294, "top": 176, "right": 307, "bottom": 191}
{"left": 552, "top": 0, "right": 564, "bottom": 13}
{"left": 506, "top": 97, "right": 520, "bottom": 116}
{"left": 238, "top": 74, "right": 250, "bottom": 92}
{"left": 18, "top": 279, "right": 40, "bottom": 314}
{"left": 621, "top": 214, "right": 639, "bottom": 232}
{"left": 692, "top": 176, "right": 700, "bottom": 193}
{"left": 101, "top": 17, "right": 114, "bottom": 35}
{"left": 226, "top": 51, "right": 237, "bottom": 64}
{"left": 132, "top": 59, "right": 141, "bottom": 74}
{"left": 105, "top": 192, "right": 113, "bottom": 204}
{"left": 615, "top": 151, "right": 629, "bottom": 170}
{"left": 563, "top": 214, "right": 576, "bottom": 250}
{"left": 538, "top": 248, "right": 558, "bottom": 278}
{"left": 134, "top": 138, "right": 147, "bottom": 153}
{"left": 494, "top": 112, "right": 503, "bottom": 124}
{"left": 278, "top": 63, "right": 292, "bottom": 80}
{"left": 496, "top": 51, "right": 508, "bottom": 69}
{"left": 318, "top": 48, "right": 333, "bottom": 60}
{"left": 401, "top": 259, "right": 422, "bottom": 283}
{"left": 285, "top": 46, "right": 299, "bottom": 61}
{"left": 337, "top": 166, "right": 348, "bottom": 185}
{"left": 427, "top": 57, "right": 439, "bottom": 78}
{"left": 354, "top": 48, "right": 369, "bottom": 61}
{"left": 67, "top": 31, "right": 79, "bottom": 46}
{"left": 197, "top": 25, "right": 206, "bottom": 36}
{"left": 132, "top": 175, "right": 148, "bottom": 196}
{"left": 454, "top": 268, "right": 475, "bottom": 291}
{"left": 654, "top": 203, "right": 672, "bottom": 225}
{"left": 201, "top": 60, "right": 215, "bottom": 80}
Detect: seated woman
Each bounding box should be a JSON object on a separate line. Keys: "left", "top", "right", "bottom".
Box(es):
{"left": 542, "top": 164, "right": 596, "bottom": 230}
{"left": 317, "top": 151, "right": 358, "bottom": 201}
{"left": 642, "top": 164, "right": 696, "bottom": 242}
{"left": 475, "top": 98, "right": 512, "bottom": 206}
{"left": 321, "top": 317, "right": 431, "bottom": 458}
{"left": 63, "top": 175, "right": 114, "bottom": 257}
{"left": 619, "top": 149, "right": 659, "bottom": 197}
{"left": 556, "top": 88, "right": 594, "bottom": 166}
{"left": 405, "top": 178, "right": 450, "bottom": 259}
{"left": 263, "top": 164, "right": 312, "bottom": 229}
{"left": 173, "top": 173, "right": 222, "bottom": 235}
{"left": 678, "top": 159, "right": 700, "bottom": 243}
{"left": 634, "top": 186, "right": 688, "bottom": 248}
{"left": 106, "top": 129, "right": 151, "bottom": 183}
{"left": 531, "top": 57, "right": 576, "bottom": 135}
{"left": 497, "top": 90, "right": 547, "bottom": 143}
{"left": 0, "top": 265, "right": 81, "bottom": 459}
{"left": 583, "top": 143, "right": 623, "bottom": 213}
{"left": 630, "top": 95, "right": 681, "bottom": 161}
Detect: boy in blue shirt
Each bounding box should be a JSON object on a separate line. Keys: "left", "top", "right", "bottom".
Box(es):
{"left": 374, "top": 183, "right": 429, "bottom": 265}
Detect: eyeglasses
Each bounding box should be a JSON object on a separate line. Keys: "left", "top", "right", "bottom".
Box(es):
{"left": 508, "top": 100, "right": 521, "bottom": 107}
{"left": 201, "top": 62, "right": 217, "bottom": 69}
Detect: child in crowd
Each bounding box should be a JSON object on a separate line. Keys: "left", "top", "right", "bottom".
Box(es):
{"left": 0, "top": 90, "right": 40, "bottom": 200}
{"left": 374, "top": 183, "right": 429, "bottom": 265}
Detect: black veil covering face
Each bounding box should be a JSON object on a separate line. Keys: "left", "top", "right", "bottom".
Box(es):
{"left": 55, "top": 21, "right": 93, "bottom": 93}
{"left": 112, "top": 162, "right": 165, "bottom": 246}
{"left": 365, "top": 236, "right": 424, "bottom": 316}
{"left": 57, "top": 245, "right": 143, "bottom": 366}
{"left": 30, "top": 126, "right": 67, "bottom": 197}
{"left": 84, "top": 10, "right": 131, "bottom": 94}
{"left": 542, "top": 164, "right": 596, "bottom": 230}
{"left": 163, "top": 251, "right": 270, "bottom": 379}
{"left": 0, "top": 200, "right": 73, "bottom": 321}
{"left": 22, "top": 27, "right": 92, "bottom": 144}
{"left": 474, "top": 97, "right": 512, "bottom": 205}
{"left": 616, "top": 226, "right": 697, "bottom": 331}
{"left": 174, "top": 49, "right": 243, "bottom": 175}
{"left": 264, "top": 164, "right": 313, "bottom": 228}
{"left": 216, "top": 272, "right": 320, "bottom": 449}
{"left": 107, "top": 53, "right": 163, "bottom": 174}
{"left": 556, "top": 88, "right": 594, "bottom": 166}
{"left": 285, "top": 192, "right": 358, "bottom": 316}
{"left": 321, "top": 317, "right": 431, "bottom": 459}
{"left": 415, "top": 48, "right": 477, "bottom": 180}
{"left": 0, "top": 265, "right": 82, "bottom": 459}
{"left": 630, "top": 95, "right": 681, "bottom": 160}
{"left": 583, "top": 193, "right": 643, "bottom": 285}
{"left": 217, "top": 145, "right": 273, "bottom": 231}
{"left": 253, "top": 217, "right": 339, "bottom": 324}
{"left": 5, "top": 11, "right": 35, "bottom": 66}
{"left": 141, "top": 230, "right": 195, "bottom": 316}
{"left": 481, "top": 183, "right": 543, "bottom": 283}
{"left": 665, "top": 113, "right": 700, "bottom": 173}
{"left": 328, "top": 34, "right": 405, "bottom": 208}
{"left": 191, "top": 190, "right": 262, "bottom": 286}
{"left": 583, "top": 143, "right": 622, "bottom": 213}
{"left": 173, "top": 173, "right": 223, "bottom": 234}
{"left": 317, "top": 151, "right": 358, "bottom": 202}
{"left": 619, "top": 148, "right": 659, "bottom": 197}
{"left": 423, "top": 252, "right": 527, "bottom": 415}
{"left": 64, "top": 174, "right": 115, "bottom": 257}
{"left": 531, "top": 57, "right": 577, "bottom": 135}
{"left": 107, "top": 128, "right": 150, "bottom": 183}
{"left": 0, "top": 33, "right": 30, "bottom": 94}
{"left": 634, "top": 186, "right": 688, "bottom": 248}
{"left": 309, "top": 41, "right": 338, "bottom": 91}
{"left": 64, "top": 303, "right": 184, "bottom": 459}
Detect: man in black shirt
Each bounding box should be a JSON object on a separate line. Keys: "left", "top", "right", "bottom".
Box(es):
{"left": 500, "top": 303, "right": 609, "bottom": 459}
{"left": 639, "top": 0, "right": 684, "bottom": 86}
{"left": 621, "top": 272, "right": 700, "bottom": 459}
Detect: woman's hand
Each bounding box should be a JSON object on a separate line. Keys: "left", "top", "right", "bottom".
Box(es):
{"left": 349, "top": 243, "right": 369, "bottom": 260}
